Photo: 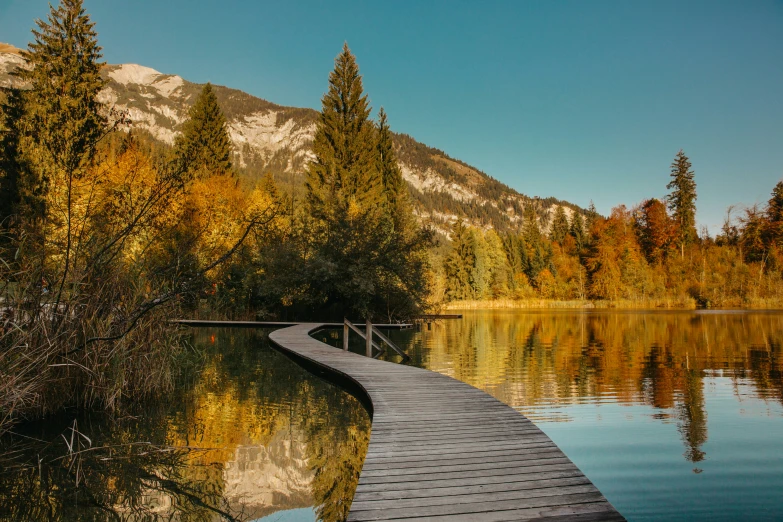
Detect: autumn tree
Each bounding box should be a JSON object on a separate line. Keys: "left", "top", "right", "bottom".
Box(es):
{"left": 667, "top": 150, "right": 698, "bottom": 258}
{"left": 636, "top": 198, "right": 675, "bottom": 263}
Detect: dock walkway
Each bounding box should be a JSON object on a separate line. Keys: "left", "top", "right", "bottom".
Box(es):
{"left": 268, "top": 323, "right": 624, "bottom": 521}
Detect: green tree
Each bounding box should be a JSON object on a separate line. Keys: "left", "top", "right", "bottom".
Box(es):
{"left": 667, "top": 150, "right": 698, "bottom": 258}
{"left": 549, "top": 206, "right": 569, "bottom": 243}
{"left": 764, "top": 181, "right": 783, "bottom": 247}
{"left": 372, "top": 107, "right": 431, "bottom": 318}
{"left": 522, "top": 204, "right": 541, "bottom": 247}
{"left": 569, "top": 212, "right": 586, "bottom": 251}
{"left": 444, "top": 220, "right": 475, "bottom": 301}
{"left": 303, "top": 43, "right": 391, "bottom": 318}
{"left": 376, "top": 107, "right": 406, "bottom": 220}
{"left": 175, "top": 83, "right": 232, "bottom": 176}
{"left": 8, "top": 0, "right": 111, "bottom": 307}
{"left": 0, "top": 0, "right": 107, "bottom": 232}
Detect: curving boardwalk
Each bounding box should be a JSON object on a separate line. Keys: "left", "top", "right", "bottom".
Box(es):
{"left": 268, "top": 323, "right": 625, "bottom": 521}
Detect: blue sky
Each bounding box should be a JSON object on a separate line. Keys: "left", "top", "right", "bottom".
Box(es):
{"left": 1, "top": 0, "right": 782, "bottom": 232}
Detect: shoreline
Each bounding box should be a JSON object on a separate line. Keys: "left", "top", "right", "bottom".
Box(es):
{"left": 441, "top": 298, "right": 783, "bottom": 311}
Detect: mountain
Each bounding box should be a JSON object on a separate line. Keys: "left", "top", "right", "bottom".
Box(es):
{"left": 0, "top": 43, "right": 584, "bottom": 235}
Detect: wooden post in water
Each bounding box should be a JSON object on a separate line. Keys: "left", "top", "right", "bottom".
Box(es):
{"left": 343, "top": 319, "right": 349, "bottom": 351}
{"left": 365, "top": 319, "right": 372, "bottom": 358}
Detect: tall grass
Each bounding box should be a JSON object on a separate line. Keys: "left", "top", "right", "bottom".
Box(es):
{"left": 443, "top": 297, "right": 700, "bottom": 310}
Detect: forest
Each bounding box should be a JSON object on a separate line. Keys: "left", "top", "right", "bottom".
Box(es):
{"left": 2, "top": 0, "right": 783, "bottom": 437}
{"left": 437, "top": 153, "right": 783, "bottom": 310}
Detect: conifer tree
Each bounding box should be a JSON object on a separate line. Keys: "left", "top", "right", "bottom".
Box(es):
{"left": 550, "top": 206, "right": 569, "bottom": 243}
{"left": 522, "top": 205, "right": 541, "bottom": 247}
{"left": 371, "top": 106, "right": 431, "bottom": 318}
{"left": 376, "top": 107, "right": 407, "bottom": 218}
{"left": 306, "top": 43, "right": 384, "bottom": 227}
{"left": 176, "top": 83, "right": 232, "bottom": 176}
{"left": 764, "top": 181, "right": 783, "bottom": 247}
{"left": 3, "top": 0, "right": 106, "bottom": 222}
{"left": 667, "top": 150, "right": 698, "bottom": 258}
{"left": 444, "top": 220, "right": 475, "bottom": 300}
{"left": 569, "top": 212, "right": 586, "bottom": 251}
{"left": 304, "top": 43, "right": 392, "bottom": 318}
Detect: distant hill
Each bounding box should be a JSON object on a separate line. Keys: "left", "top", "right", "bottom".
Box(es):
{"left": 0, "top": 43, "right": 585, "bottom": 235}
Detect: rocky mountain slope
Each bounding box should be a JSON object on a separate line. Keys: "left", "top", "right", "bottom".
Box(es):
{"left": 1, "top": 43, "right": 583, "bottom": 234}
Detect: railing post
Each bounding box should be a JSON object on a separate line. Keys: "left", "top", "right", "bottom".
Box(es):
{"left": 366, "top": 318, "right": 373, "bottom": 357}
{"left": 343, "top": 319, "right": 349, "bottom": 351}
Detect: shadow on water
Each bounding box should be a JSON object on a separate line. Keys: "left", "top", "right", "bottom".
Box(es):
{"left": 0, "top": 329, "right": 370, "bottom": 522}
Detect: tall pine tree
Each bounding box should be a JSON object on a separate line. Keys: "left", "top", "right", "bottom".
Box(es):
{"left": 444, "top": 220, "right": 475, "bottom": 300}
{"left": 304, "top": 43, "right": 391, "bottom": 318}
{"left": 549, "top": 206, "right": 569, "bottom": 243}
{"left": 175, "top": 83, "right": 232, "bottom": 177}
{"left": 372, "top": 107, "right": 431, "bottom": 318}
{"left": 569, "top": 212, "right": 586, "bottom": 251}
{"left": 376, "top": 107, "right": 408, "bottom": 228}
{"left": 2, "top": 0, "right": 106, "bottom": 224}
{"left": 667, "top": 150, "right": 697, "bottom": 258}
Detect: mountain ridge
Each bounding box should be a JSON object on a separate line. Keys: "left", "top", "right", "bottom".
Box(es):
{"left": 0, "top": 43, "right": 584, "bottom": 234}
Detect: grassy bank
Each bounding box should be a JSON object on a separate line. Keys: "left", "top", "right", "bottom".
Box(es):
{"left": 440, "top": 296, "right": 783, "bottom": 310}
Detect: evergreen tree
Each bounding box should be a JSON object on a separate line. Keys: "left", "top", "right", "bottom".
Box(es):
{"left": 176, "top": 83, "right": 232, "bottom": 176}
{"left": 444, "top": 220, "right": 475, "bottom": 300}
{"left": 550, "top": 206, "right": 569, "bottom": 243}
{"left": 376, "top": 107, "right": 406, "bottom": 219}
{"left": 667, "top": 150, "right": 698, "bottom": 258}
{"left": 522, "top": 204, "right": 541, "bottom": 247}
{"left": 303, "top": 43, "right": 392, "bottom": 318}
{"left": 306, "top": 43, "right": 384, "bottom": 227}
{"left": 0, "top": 89, "right": 27, "bottom": 226}
{"left": 764, "top": 181, "right": 783, "bottom": 247}
{"left": 371, "top": 106, "right": 431, "bottom": 318}
{"left": 569, "top": 212, "right": 586, "bottom": 251}
{"left": 3, "top": 0, "right": 106, "bottom": 223}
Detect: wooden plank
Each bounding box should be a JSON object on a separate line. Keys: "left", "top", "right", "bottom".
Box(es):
{"left": 267, "top": 324, "right": 624, "bottom": 521}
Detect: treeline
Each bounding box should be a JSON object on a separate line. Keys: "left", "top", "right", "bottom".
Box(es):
{"left": 0, "top": 1, "right": 429, "bottom": 434}
{"left": 439, "top": 151, "right": 783, "bottom": 308}
{"left": 0, "top": 0, "right": 286, "bottom": 434}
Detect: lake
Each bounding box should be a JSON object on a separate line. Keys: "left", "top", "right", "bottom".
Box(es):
{"left": 2, "top": 311, "right": 782, "bottom": 521}
{"left": 0, "top": 329, "right": 370, "bottom": 522}
{"left": 380, "top": 309, "right": 783, "bottom": 521}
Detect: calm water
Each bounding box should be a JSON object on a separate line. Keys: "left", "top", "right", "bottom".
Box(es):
{"left": 379, "top": 310, "right": 783, "bottom": 521}
{"left": 3, "top": 313, "right": 782, "bottom": 521}
{"left": 0, "top": 329, "right": 370, "bottom": 522}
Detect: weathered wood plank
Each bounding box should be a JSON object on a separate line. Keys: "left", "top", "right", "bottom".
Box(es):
{"left": 268, "top": 323, "right": 624, "bottom": 521}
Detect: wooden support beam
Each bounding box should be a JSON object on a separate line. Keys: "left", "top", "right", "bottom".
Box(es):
{"left": 371, "top": 324, "right": 410, "bottom": 362}
{"left": 344, "top": 319, "right": 384, "bottom": 355}
{"left": 366, "top": 319, "right": 373, "bottom": 358}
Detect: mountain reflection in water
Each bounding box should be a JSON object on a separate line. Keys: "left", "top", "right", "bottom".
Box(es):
{"left": 0, "top": 329, "right": 370, "bottom": 522}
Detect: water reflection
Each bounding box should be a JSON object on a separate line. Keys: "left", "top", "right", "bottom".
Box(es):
{"left": 382, "top": 310, "right": 783, "bottom": 520}
{"left": 0, "top": 329, "right": 370, "bottom": 522}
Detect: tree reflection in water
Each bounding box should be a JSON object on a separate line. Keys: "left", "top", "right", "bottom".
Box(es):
{"left": 381, "top": 310, "right": 783, "bottom": 467}
{"left": 0, "top": 329, "right": 370, "bottom": 522}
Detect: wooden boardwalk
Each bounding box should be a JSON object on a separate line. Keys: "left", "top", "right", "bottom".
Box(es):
{"left": 268, "top": 323, "right": 624, "bottom": 521}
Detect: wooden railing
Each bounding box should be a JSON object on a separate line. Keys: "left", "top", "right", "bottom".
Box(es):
{"left": 342, "top": 318, "right": 410, "bottom": 362}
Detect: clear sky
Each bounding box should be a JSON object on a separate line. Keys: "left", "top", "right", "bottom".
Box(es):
{"left": 1, "top": 0, "right": 782, "bottom": 232}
